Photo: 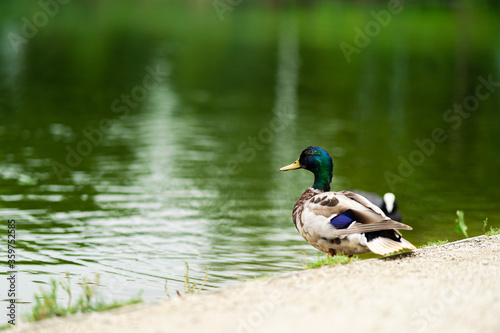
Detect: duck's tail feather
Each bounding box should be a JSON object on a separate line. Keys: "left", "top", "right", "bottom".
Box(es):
{"left": 366, "top": 236, "right": 416, "bottom": 255}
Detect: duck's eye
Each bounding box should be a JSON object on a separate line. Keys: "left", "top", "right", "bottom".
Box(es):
{"left": 306, "top": 150, "right": 315, "bottom": 157}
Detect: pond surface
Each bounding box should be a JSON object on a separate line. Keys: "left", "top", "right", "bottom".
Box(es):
{"left": 0, "top": 2, "right": 499, "bottom": 312}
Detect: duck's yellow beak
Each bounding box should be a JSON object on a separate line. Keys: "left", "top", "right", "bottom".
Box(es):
{"left": 279, "top": 159, "right": 302, "bottom": 171}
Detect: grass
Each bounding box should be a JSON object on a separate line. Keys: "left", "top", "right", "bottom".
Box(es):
{"left": 454, "top": 210, "right": 469, "bottom": 238}
{"left": 486, "top": 228, "right": 500, "bottom": 236}
{"left": 420, "top": 240, "right": 449, "bottom": 248}
{"left": 482, "top": 217, "right": 500, "bottom": 236}
{"left": 453, "top": 211, "right": 500, "bottom": 238}
{"left": 25, "top": 273, "right": 142, "bottom": 322}
{"left": 164, "top": 263, "right": 208, "bottom": 298}
{"left": 418, "top": 213, "right": 498, "bottom": 247}
{"left": 252, "top": 273, "right": 280, "bottom": 280}
{"left": 306, "top": 254, "right": 357, "bottom": 269}
{"left": 24, "top": 262, "right": 210, "bottom": 324}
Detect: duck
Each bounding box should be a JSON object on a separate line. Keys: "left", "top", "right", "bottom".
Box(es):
{"left": 280, "top": 146, "right": 416, "bottom": 256}
{"left": 353, "top": 190, "right": 402, "bottom": 222}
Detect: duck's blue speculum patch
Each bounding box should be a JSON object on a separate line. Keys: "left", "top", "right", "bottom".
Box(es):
{"left": 330, "top": 209, "right": 356, "bottom": 229}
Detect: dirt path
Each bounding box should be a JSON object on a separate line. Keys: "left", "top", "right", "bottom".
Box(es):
{"left": 11, "top": 235, "right": 500, "bottom": 333}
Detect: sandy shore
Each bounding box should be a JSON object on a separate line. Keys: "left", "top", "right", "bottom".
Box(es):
{"left": 11, "top": 235, "right": 500, "bottom": 333}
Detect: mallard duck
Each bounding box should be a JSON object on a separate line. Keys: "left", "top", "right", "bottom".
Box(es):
{"left": 280, "top": 146, "right": 416, "bottom": 256}
{"left": 354, "top": 190, "right": 402, "bottom": 222}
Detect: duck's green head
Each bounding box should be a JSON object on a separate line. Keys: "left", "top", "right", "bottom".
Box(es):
{"left": 280, "top": 146, "right": 333, "bottom": 192}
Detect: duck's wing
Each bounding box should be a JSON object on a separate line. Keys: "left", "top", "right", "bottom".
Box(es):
{"left": 351, "top": 190, "right": 383, "bottom": 208}
{"left": 301, "top": 190, "right": 412, "bottom": 238}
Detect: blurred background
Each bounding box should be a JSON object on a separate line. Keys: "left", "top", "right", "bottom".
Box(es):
{"left": 1, "top": 0, "right": 499, "bottom": 312}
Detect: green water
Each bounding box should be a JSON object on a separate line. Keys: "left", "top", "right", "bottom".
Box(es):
{"left": 0, "top": 1, "right": 499, "bottom": 312}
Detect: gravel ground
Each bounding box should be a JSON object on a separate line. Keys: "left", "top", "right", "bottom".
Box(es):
{"left": 11, "top": 235, "right": 500, "bottom": 333}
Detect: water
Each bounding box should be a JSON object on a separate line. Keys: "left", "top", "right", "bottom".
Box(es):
{"left": 1, "top": 2, "right": 499, "bottom": 314}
